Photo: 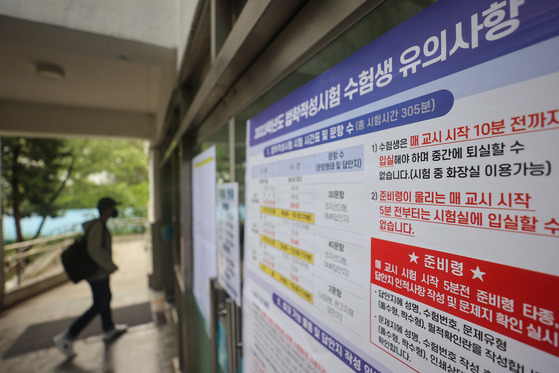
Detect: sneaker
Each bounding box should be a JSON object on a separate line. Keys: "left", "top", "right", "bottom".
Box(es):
{"left": 53, "top": 333, "right": 76, "bottom": 358}
{"left": 103, "top": 324, "right": 128, "bottom": 342}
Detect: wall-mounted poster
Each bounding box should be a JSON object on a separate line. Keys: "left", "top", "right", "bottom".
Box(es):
{"left": 243, "top": 1, "right": 559, "bottom": 372}
{"left": 217, "top": 182, "right": 242, "bottom": 306}
{"left": 192, "top": 146, "right": 217, "bottom": 333}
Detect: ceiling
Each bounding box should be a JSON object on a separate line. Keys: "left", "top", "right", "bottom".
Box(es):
{"left": 0, "top": 15, "right": 177, "bottom": 144}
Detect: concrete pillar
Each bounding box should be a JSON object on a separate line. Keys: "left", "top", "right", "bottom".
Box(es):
{"left": 148, "top": 146, "right": 163, "bottom": 290}
{"left": 0, "top": 137, "right": 4, "bottom": 310}
{"left": 229, "top": 117, "right": 236, "bottom": 182}
{"left": 161, "top": 156, "right": 176, "bottom": 302}
{"left": 211, "top": 0, "right": 233, "bottom": 61}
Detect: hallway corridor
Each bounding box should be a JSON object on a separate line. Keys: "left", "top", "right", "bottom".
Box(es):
{"left": 0, "top": 235, "right": 178, "bottom": 373}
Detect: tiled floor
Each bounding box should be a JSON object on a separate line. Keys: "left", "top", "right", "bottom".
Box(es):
{"left": 0, "top": 236, "right": 178, "bottom": 373}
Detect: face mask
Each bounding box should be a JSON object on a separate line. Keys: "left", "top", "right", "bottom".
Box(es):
{"left": 111, "top": 209, "right": 118, "bottom": 218}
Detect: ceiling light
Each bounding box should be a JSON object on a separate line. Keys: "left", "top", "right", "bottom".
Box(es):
{"left": 35, "top": 62, "right": 65, "bottom": 80}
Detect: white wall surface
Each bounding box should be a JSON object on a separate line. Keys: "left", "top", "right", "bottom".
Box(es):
{"left": 0, "top": 0, "right": 180, "bottom": 49}
{"left": 177, "top": 0, "right": 199, "bottom": 69}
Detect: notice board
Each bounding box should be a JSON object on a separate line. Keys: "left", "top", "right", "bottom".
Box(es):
{"left": 243, "top": 1, "right": 559, "bottom": 372}
{"left": 217, "top": 182, "right": 242, "bottom": 306}
{"left": 192, "top": 146, "right": 217, "bottom": 333}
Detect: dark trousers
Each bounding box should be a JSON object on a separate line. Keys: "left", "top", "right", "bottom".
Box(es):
{"left": 68, "top": 278, "right": 114, "bottom": 338}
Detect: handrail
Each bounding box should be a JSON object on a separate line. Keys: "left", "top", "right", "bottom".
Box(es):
{"left": 4, "top": 232, "right": 79, "bottom": 252}
{"left": 4, "top": 217, "right": 149, "bottom": 251}
{"left": 4, "top": 235, "right": 77, "bottom": 262}
{"left": 3, "top": 232, "right": 78, "bottom": 287}
{"left": 3, "top": 218, "right": 148, "bottom": 287}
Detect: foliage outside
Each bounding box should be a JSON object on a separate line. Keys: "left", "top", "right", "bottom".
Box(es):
{"left": 2, "top": 137, "right": 149, "bottom": 242}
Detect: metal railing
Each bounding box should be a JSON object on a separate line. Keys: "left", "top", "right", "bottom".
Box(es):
{"left": 2, "top": 218, "right": 148, "bottom": 291}
{"left": 4, "top": 233, "right": 78, "bottom": 288}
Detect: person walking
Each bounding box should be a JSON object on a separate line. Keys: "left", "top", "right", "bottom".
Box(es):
{"left": 53, "top": 197, "right": 127, "bottom": 357}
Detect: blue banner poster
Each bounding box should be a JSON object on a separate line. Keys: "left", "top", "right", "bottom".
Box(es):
{"left": 243, "top": 1, "right": 559, "bottom": 372}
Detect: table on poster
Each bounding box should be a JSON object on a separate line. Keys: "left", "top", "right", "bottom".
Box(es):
{"left": 243, "top": 1, "right": 559, "bottom": 372}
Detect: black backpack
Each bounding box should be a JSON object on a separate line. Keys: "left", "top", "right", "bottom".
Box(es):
{"left": 61, "top": 222, "right": 100, "bottom": 283}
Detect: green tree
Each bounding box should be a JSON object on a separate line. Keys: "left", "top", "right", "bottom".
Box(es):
{"left": 57, "top": 139, "right": 149, "bottom": 217}
{"left": 1, "top": 137, "right": 73, "bottom": 241}
{"left": 1, "top": 137, "right": 149, "bottom": 241}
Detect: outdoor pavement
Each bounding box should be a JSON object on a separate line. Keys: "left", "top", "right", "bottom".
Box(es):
{"left": 0, "top": 235, "right": 178, "bottom": 373}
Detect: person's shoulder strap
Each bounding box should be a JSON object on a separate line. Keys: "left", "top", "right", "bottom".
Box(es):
{"left": 88, "top": 219, "right": 108, "bottom": 248}
{"left": 84, "top": 219, "right": 101, "bottom": 236}
{"left": 84, "top": 219, "right": 107, "bottom": 246}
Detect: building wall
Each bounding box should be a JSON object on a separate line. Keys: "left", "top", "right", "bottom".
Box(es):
{"left": 156, "top": 1, "right": 559, "bottom": 372}
{"left": 177, "top": 0, "right": 200, "bottom": 70}
{"left": 159, "top": 2, "right": 434, "bottom": 372}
